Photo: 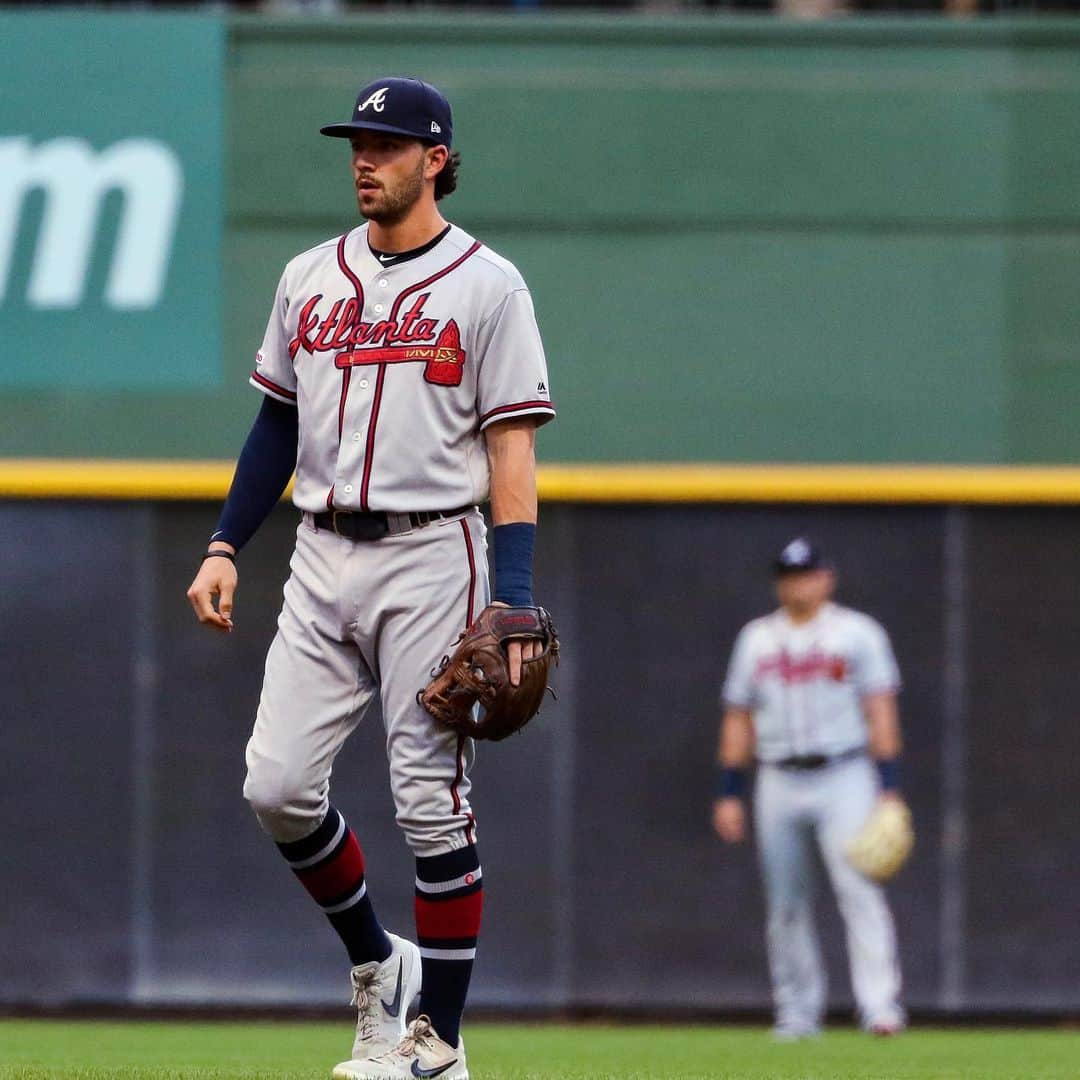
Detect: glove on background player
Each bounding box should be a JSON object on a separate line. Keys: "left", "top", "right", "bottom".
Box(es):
{"left": 846, "top": 797, "right": 915, "bottom": 883}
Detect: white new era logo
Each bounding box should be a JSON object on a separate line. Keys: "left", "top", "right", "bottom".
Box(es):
{"left": 431, "top": 121, "right": 441, "bottom": 134}
{"left": 358, "top": 88, "right": 389, "bottom": 113}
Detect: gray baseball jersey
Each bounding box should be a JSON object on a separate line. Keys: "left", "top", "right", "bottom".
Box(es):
{"left": 251, "top": 222, "right": 555, "bottom": 512}
{"left": 722, "top": 602, "right": 900, "bottom": 764}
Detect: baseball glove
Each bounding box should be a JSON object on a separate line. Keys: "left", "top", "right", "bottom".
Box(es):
{"left": 845, "top": 798, "right": 914, "bottom": 883}
{"left": 418, "top": 605, "right": 559, "bottom": 741}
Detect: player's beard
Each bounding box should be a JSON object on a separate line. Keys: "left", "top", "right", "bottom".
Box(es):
{"left": 358, "top": 158, "right": 426, "bottom": 224}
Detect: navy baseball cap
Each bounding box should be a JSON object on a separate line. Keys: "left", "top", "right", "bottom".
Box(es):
{"left": 320, "top": 77, "right": 453, "bottom": 147}
{"left": 772, "top": 537, "right": 832, "bottom": 575}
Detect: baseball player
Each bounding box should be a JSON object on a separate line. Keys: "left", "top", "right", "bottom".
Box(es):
{"left": 712, "top": 538, "right": 907, "bottom": 1039}
{"left": 186, "top": 77, "right": 555, "bottom": 1080}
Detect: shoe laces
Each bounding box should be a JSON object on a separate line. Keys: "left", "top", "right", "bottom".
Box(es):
{"left": 349, "top": 962, "right": 382, "bottom": 1042}
{"left": 392, "top": 1015, "right": 440, "bottom": 1059}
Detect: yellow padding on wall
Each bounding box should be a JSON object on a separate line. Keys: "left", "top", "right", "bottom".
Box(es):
{"left": 3, "top": 459, "right": 1080, "bottom": 504}
{"left": 535, "top": 464, "right": 1080, "bottom": 504}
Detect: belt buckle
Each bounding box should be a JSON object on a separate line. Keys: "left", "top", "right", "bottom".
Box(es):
{"left": 332, "top": 509, "right": 352, "bottom": 537}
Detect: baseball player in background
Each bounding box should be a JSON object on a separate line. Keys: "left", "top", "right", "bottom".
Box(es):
{"left": 712, "top": 538, "right": 907, "bottom": 1039}
{"left": 186, "top": 77, "right": 555, "bottom": 1080}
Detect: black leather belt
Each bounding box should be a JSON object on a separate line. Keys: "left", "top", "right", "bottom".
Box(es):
{"left": 774, "top": 747, "right": 865, "bottom": 771}
{"left": 312, "top": 505, "right": 473, "bottom": 541}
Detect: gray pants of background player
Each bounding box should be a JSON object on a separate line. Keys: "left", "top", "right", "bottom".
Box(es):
{"left": 243, "top": 510, "right": 488, "bottom": 854}
{"left": 754, "top": 755, "right": 904, "bottom": 1033}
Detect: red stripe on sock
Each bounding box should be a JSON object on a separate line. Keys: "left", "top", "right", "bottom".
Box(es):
{"left": 415, "top": 889, "right": 484, "bottom": 938}
{"left": 295, "top": 831, "right": 366, "bottom": 902}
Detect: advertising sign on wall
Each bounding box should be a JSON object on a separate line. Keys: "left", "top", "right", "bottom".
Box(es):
{"left": 0, "top": 14, "right": 223, "bottom": 390}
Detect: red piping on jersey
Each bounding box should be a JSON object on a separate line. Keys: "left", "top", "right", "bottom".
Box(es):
{"left": 251, "top": 370, "right": 297, "bottom": 401}
{"left": 327, "top": 233, "right": 365, "bottom": 509}
{"left": 460, "top": 516, "right": 477, "bottom": 627}
{"left": 452, "top": 515, "right": 479, "bottom": 844}
{"left": 359, "top": 364, "right": 387, "bottom": 510}
{"left": 336, "top": 233, "right": 366, "bottom": 303}
{"left": 358, "top": 240, "right": 483, "bottom": 511}
{"left": 337, "top": 367, "right": 352, "bottom": 443}
{"left": 479, "top": 399, "right": 554, "bottom": 426}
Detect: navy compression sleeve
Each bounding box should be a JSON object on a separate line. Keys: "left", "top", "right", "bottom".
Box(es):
{"left": 210, "top": 396, "right": 299, "bottom": 552}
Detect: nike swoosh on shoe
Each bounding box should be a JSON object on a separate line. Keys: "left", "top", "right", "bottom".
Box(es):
{"left": 381, "top": 960, "right": 404, "bottom": 1018}
{"left": 411, "top": 1059, "right": 457, "bottom": 1079}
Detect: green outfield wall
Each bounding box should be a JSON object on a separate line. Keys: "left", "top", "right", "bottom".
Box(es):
{"left": 2, "top": 14, "right": 1079, "bottom": 464}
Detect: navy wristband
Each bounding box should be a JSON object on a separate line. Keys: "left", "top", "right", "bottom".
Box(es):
{"left": 715, "top": 767, "right": 747, "bottom": 800}
{"left": 876, "top": 758, "right": 900, "bottom": 791}
{"left": 492, "top": 522, "right": 535, "bottom": 607}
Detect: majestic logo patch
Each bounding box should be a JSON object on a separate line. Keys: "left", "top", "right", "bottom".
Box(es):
{"left": 358, "top": 88, "right": 389, "bottom": 114}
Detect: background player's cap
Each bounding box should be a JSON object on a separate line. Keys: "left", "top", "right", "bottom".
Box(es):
{"left": 772, "top": 537, "right": 832, "bottom": 575}
{"left": 320, "top": 77, "right": 453, "bottom": 147}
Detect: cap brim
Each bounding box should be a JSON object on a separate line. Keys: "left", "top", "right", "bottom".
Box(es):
{"left": 772, "top": 560, "right": 831, "bottom": 576}
{"left": 320, "top": 119, "right": 447, "bottom": 144}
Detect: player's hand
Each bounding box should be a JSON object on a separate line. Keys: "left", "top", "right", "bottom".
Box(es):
{"left": 186, "top": 552, "right": 238, "bottom": 633}
{"left": 489, "top": 601, "right": 541, "bottom": 686}
{"left": 713, "top": 797, "right": 747, "bottom": 844}
{"left": 507, "top": 637, "right": 541, "bottom": 687}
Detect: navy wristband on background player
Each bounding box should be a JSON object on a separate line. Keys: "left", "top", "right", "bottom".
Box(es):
{"left": 875, "top": 758, "right": 900, "bottom": 791}
{"left": 492, "top": 522, "right": 535, "bottom": 607}
{"left": 715, "top": 767, "right": 748, "bottom": 800}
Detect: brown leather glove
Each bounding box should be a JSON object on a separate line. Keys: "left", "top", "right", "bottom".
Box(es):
{"left": 418, "top": 605, "right": 559, "bottom": 741}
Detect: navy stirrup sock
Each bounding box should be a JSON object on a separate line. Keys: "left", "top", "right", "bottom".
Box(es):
{"left": 276, "top": 805, "right": 392, "bottom": 965}
{"left": 414, "top": 845, "right": 483, "bottom": 1047}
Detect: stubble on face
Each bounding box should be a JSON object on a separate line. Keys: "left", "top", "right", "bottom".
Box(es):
{"left": 357, "top": 154, "right": 426, "bottom": 224}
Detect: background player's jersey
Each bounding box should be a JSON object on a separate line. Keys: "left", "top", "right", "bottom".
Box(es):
{"left": 251, "top": 223, "right": 555, "bottom": 513}
{"left": 722, "top": 603, "right": 900, "bottom": 763}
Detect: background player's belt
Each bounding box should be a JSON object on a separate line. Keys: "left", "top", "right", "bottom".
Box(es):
{"left": 310, "top": 506, "right": 473, "bottom": 540}
{"left": 772, "top": 747, "right": 865, "bottom": 771}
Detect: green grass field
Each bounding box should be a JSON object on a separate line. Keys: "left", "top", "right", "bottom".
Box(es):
{"left": 1, "top": 1020, "right": 1077, "bottom": 1080}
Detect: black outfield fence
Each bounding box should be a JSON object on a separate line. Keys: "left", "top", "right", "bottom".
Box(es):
{"left": 3, "top": 501, "right": 1078, "bottom": 1013}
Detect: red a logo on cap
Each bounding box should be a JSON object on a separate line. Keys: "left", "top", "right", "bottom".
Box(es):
{"left": 424, "top": 320, "right": 465, "bottom": 387}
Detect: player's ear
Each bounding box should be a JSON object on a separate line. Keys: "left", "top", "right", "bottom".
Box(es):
{"left": 425, "top": 144, "right": 449, "bottom": 182}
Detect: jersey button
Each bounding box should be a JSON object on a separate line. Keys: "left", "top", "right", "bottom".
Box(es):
{"left": 343, "top": 484, "right": 353, "bottom": 494}
{"left": 373, "top": 303, "right": 384, "bottom": 313}
{"left": 352, "top": 432, "right": 361, "bottom": 442}
{"left": 378, "top": 279, "right": 388, "bottom": 288}
{"left": 359, "top": 378, "right": 370, "bottom": 389}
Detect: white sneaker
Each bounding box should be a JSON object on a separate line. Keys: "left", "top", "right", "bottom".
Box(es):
{"left": 346, "top": 933, "right": 422, "bottom": 1062}
{"left": 771, "top": 1022, "right": 822, "bottom": 1042}
{"left": 332, "top": 1015, "right": 468, "bottom": 1080}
